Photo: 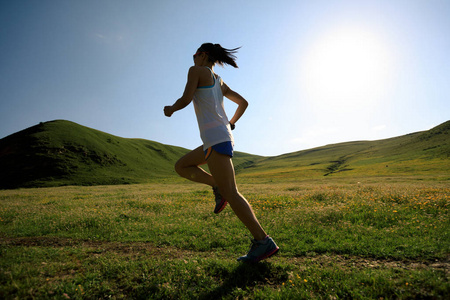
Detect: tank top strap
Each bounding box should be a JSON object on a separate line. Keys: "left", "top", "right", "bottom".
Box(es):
{"left": 204, "top": 67, "right": 216, "bottom": 86}
{"left": 205, "top": 66, "right": 214, "bottom": 76}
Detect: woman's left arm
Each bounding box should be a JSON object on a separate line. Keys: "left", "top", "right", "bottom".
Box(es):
{"left": 164, "top": 67, "right": 200, "bottom": 117}
{"left": 222, "top": 82, "right": 248, "bottom": 125}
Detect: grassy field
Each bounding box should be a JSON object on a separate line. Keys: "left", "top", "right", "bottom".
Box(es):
{"left": 1, "top": 177, "right": 448, "bottom": 299}
{"left": 1, "top": 120, "right": 448, "bottom": 189}
{"left": 0, "top": 120, "right": 261, "bottom": 189}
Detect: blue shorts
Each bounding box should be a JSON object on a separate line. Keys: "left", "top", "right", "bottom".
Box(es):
{"left": 204, "top": 141, "right": 234, "bottom": 160}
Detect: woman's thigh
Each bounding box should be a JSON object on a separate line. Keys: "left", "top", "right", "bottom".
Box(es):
{"left": 176, "top": 145, "right": 207, "bottom": 168}
{"left": 206, "top": 150, "right": 238, "bottom": 196}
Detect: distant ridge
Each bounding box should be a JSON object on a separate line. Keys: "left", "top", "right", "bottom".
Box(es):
{"left": 237, "top": 120, "right": 449, "bottom": 182}
{"left": 0, "top": 120, "right": 448, "bottom": 189}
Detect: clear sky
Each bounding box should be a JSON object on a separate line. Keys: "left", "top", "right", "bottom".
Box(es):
{"left": 1, "top": 0, "right": 449, "bottom": 156}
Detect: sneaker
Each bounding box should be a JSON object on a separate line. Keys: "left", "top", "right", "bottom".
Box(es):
{"left": 213, "top": 187, "right": 227, "bottom": 214}
{"left": 237, "top": 236, "right": 279, "bottom": 262}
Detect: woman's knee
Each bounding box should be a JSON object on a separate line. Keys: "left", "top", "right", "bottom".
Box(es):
{"left": 219, "top": 187, "right": 241, "bottom": 202}
{"left": 175, "top": 146, "right": 205, "bottom": 176}
{"left": 175, "top": 156, "right": 200, "bottom": 177}
{"left": 174, "top": 158, "right": 185, "bottom": 176}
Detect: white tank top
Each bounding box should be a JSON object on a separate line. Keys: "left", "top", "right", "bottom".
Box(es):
{"left": 193, "top": 67, "right": 234, "bottom": 150}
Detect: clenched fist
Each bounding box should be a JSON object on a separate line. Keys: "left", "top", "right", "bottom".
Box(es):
{"left": 164, "top": 106, "right": 174, "bottom": 117}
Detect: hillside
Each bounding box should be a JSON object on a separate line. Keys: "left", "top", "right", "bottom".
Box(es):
{"left": 0, "top": 120, "right": 260, "bottom": 189}
{"left": 237, "top": 120, "right": 450, "bottom": 182}
{"left": 0, "top": 120, "right": 448, "bottom": 189}
{"left": 0, "top": 121, "right": 181, "bottom": 188}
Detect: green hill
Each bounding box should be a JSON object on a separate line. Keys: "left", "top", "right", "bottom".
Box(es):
{"left": 0, "top": 120, "right": 184, "bottom": 188}
{"left": 0, "top": 120, "right": 448, "bottom": 189}
{"left": 237, "top": 120, "right": 450, "bottom": 182}
{"left": 0, "top": 120, "right": 260, "bottom": 189}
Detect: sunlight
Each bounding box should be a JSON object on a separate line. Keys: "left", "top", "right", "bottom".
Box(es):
{"left": 301, "top": 26, "right": 393, "bottom": 112}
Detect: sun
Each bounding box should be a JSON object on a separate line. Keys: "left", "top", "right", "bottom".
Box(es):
{"left": 300, "top": 27, "right": 392, "bottom": 112}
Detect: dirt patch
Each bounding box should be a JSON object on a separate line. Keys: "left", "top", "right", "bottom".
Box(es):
{"left": 1, "top": 236, "right": 449, "bottom": 272}
{"left": 289, "top": 254, "right": 450, "bottom": 273}
{"left": 0, "top": 236, "right": 204, "bottom": 259}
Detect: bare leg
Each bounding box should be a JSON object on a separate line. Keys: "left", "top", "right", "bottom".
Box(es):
{"left": 175, "top": 146, "right": 216, "bottom": 187}
{"left": 207, "top": 150, "right": 267, "bottom": 241}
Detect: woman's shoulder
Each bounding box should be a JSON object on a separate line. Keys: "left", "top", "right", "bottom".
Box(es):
{"left": 188, "top": 66, "right": 217, "bottom": 85}
{"left": 188, "top": 66, "right": 211, "bottom": 75}
{"left": 187, "top": 66, "right": 211, "bottom": 84}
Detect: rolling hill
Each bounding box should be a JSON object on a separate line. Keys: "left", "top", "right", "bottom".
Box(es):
{"left": 237, "top": 120, "right": 450, "bottom": 182}
{"left": 0, "top": 120, "right": 186, "bottom": 188}
{"left": 0, "top": 120, "right": 258, "bottom": 189}
{"left": 0, "top": 120, "right": 448, "bottom": 189}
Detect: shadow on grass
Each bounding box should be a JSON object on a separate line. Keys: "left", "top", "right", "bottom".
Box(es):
{"left": 199, "top": 262, "right": 288, "bottom": 299}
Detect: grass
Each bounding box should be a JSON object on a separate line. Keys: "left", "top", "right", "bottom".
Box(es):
{"left": 1, "top": 120, "right": 449, "bottom": 189}
{"left": 0, "top": 120, "right": 261, "bottom": 189}
{"left": 237, "top": 120, "right": 449, "bottom": 181}
{"left": 1, "top": 178, "right": 449, "bottom": 299}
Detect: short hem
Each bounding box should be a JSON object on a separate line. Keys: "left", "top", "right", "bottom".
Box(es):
{"left": 204, "top": 141, "right": 234, "bottom": 160}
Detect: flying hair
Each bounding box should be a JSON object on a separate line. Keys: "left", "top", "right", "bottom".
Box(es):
{"left": 198, "top": 43, "right": 241, "bottom": 68}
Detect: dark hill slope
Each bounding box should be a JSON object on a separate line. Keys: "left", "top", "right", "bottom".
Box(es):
{"left": 238, "top": 121, "right": 449, "bottom": 181}
{"left": 0, "top": 120, "right": 187, "bottom": 188}
{"left": 0, "top": 120, "right": 261, "bottom": 189}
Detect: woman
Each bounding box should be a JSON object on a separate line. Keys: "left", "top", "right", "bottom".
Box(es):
{"left": 164, "top": 43, "right": 278, "bottom": 262}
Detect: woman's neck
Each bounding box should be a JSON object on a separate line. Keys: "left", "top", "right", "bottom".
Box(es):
{"left": 196, "top": 56, "right": 214, "bottom": 70}
{"left": 201, "top": 62, "right": 214, "bottom": 70}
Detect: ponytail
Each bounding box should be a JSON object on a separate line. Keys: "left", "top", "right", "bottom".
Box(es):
{"left": 198, "top": 43, "right": 240, "bottom": 68}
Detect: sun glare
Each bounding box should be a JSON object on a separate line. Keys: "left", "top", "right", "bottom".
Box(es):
{"left": 301, "top": 27, "right": 392, "bottom": 112}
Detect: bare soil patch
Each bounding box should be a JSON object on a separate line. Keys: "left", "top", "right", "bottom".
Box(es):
{"left": 2, "top": 236, "right": 448, "bottom": 274}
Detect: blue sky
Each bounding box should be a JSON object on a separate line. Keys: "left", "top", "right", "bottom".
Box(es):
{"left": 1, "top": 0, "right": 449, "bottom": 156}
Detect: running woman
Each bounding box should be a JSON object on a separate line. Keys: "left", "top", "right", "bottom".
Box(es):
{"left": 164, "top": 43, "right": 279, "bottom": 262}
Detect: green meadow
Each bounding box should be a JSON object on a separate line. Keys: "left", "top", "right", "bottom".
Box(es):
{"left": 1, "top": 178, "right": 448, "bottom": 299}
{"left": 0, "top": 120, "right": 449, "bottom": 298}
{"left": 1, "top": 120, "right": 449, "bottom": 189}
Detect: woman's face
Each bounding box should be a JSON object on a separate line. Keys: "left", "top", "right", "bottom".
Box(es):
{"left": 193, "top": 50, "right": 207, "bottom": 66}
